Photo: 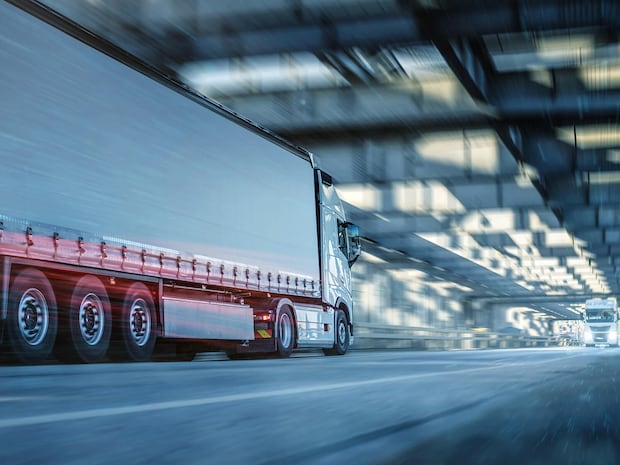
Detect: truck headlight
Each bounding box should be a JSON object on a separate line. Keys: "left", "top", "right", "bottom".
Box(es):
{"left": 608, "top": 328, "right": 618, "bottom": 344}
{"left": 584, "top": 327, "right": 593, "bottom": 343}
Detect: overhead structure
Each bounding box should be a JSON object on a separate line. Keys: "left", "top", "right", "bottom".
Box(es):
{"left": 39, "top": 0, "right": 620, "bottom": 319}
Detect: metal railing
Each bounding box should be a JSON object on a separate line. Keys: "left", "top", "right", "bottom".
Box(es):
{"left": 352, "top": 322, "right": 556, "bottom": 351}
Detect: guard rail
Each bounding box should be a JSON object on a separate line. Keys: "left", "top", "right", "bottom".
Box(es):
{"left": 353, "top": 322, "right": 557, "bottom": 350}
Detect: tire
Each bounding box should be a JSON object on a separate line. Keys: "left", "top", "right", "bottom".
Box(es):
{"left": 60, "top": 275, "right": 112, "bottom": 363}
{"left": 275, "top": 307, "right": 294, "bottom": 358}
{"left": 110, "top": 282, "right": 156, "bottom": 362}
{"left": 6, "top": 268, "right": 58, "bottom": 364}
{"left": 323, "top": 310, "right": 349, "bottom": 356}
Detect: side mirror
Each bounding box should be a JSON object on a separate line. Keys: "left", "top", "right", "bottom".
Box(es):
{"left": 346, "top": 223, "right": 361, "bottom": 266}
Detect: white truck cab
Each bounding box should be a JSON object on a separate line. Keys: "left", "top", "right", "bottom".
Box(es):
{"left": 583, "top": 298, "right": 619, "bottom": 347}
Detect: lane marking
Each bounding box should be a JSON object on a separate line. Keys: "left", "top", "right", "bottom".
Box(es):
{"left": 0, "top": 352, "right": 589, "bottom": 429}
{"left": 0, "top": 396, "right": 50, "bottom": 402}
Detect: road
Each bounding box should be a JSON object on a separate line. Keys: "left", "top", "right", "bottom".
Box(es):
{"left": 0, "top": 348, "right": 618, "bottom": 465}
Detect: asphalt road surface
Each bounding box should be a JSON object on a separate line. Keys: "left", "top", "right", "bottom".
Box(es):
{"left": 1, "top": 347, "right": 618, "bottom": 465}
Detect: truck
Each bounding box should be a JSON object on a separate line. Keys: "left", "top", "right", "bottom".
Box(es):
{"left": 0, "top": 0, "right": 361, "bottom": 363}
{"left": 582, "top": 298, "right": 618, "bottom": 347}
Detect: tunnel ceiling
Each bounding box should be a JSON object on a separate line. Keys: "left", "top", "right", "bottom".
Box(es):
{"left": 40, "top": 0, "right": 620, "bottom": 319}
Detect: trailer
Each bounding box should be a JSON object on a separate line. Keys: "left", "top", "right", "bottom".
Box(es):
{"left": 0, "top": 0, "right": 361, "bottom": 363}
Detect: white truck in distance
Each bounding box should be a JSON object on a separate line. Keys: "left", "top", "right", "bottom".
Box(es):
{"left": 0, "top": 0, "right": 361, "bottom": 363}
{"left": 583, "top": 298, "right": 619, "bottom": 347}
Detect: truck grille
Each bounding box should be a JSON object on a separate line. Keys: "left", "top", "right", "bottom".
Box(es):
{"left": 592, "top": 325, "right": 611, "bottom": 342}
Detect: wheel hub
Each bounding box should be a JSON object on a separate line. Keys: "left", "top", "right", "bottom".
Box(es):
{"left": 79, "top": 294, "right": 104, "bottom": 345}
{"left": 130, "top": 299, "right": 151, "bottom": 346}
{"left": 23, "top": 303, "right": 38, "bottom": 330}
{"left": 338, "top": 321, "right": 347, "bottom": 344}
{"left": 279, "top": 313, "right": 292, "bottom": 348}
{"left": 18, "top": 289, "right": 49, "bottom": 346}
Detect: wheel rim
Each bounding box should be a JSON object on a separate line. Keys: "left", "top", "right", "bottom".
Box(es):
{"left": 79, "top": 293, "right": 105, "bottom": 346}
{"left": 130, "top": 298, "right": 151, "bottom": 347}
{"left": 18, "top": 288, "right": 49, "bottom": 346}
{"left": 279, "top": 312, "right": 292, "bottom": 349}
{"left": 337, "top": 319, "right": 347, "bottom": 345}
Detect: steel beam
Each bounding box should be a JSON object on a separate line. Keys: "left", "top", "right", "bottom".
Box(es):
{"left": 416, "top": 0, "right": 620, "bottom": 41}
{"left": 216, "top": 82, "right": 484, "bottom": 135}
{"left": 62, "top": 0, "right": 620, "bottom": 62}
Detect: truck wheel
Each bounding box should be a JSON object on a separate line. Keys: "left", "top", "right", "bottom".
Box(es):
{"left": 323, "top": 310, "right": 349, "bottom": 356}
{"left": 61, "top": 275, "right": 112, "bottom": 363}
{"left": 275, "top": 307, "right": 294, "bottom": 358}
{"left": 112, "top": 283, "right": 156, "bottom": 362}
{"left": 6, "top": 268, "right": 58, "bottom": 364}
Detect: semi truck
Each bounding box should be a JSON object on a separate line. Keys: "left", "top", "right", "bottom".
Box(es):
{"left": 583, "top": 298, "right": 618, "bottom": 347}
{"left": 0, "top": 0, "right": 361, "bottom": 363}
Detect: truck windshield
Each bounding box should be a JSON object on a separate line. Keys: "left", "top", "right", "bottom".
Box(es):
{"left": 585, "top": 309, "right": 616, "bottom": 322}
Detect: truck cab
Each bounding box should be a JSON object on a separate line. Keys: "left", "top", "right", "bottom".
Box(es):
{"left": 583, "top": 298, "right": 619, "bottom": 347}
{"left": 317, "top": 169, "right": 360, "bottom": 319}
